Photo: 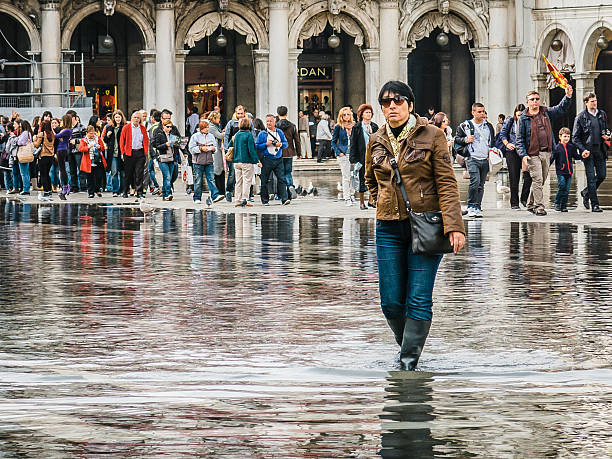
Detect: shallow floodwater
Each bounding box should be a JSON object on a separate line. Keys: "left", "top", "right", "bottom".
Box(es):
{"left": 0, "top": 201, "right": 611, "bottom": 457}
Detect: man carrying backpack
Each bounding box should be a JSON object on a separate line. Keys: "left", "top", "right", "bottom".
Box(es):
{"left": 454, "top": 103, "right": 495, "bottom": 218}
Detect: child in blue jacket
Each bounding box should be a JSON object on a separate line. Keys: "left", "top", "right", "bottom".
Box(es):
{"left": 550, "top": 127, "right": 587, "bottom": 212}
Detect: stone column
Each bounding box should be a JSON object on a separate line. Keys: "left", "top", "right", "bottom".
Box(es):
{"left": 572, "top": 72, "right": 599, "bottom": 117}
{"left": 333, "top": 63, "right": 344, "bottom": 116}
{"left": 155, "top": 2, "right": 176, "bottom": 116}
{"left": 487, "top": 0, "right": 509, "bottom": 117}
{"left": 117, "top": 63, "right": 128, "bottom": 114}
{"left": 225, "top": 64, "right": 236, "bottom": 117}
{"left": 471, "top": 48, "right": 489, "bottom": 105}
{"left": 253, "top": 49, "right": 270, "bottom": 118}
{"left": 268, "top": 1, "right": 289, "bottom": 112}
{"left": 139, "top": 50, "right": 156, "bottom": 112}
{"left": 379, "top": 1, "right": 400, "bottom": 81}
{"left": 287, "top": 48, "right": 302, "bottom": 123}
{"left": 440, "top": 52, "right": 451, "bottom": 114}
{"left": 361, "top": 49, "right": 382, "bottom": 124}
{"left": 399, "top": 47, "right": 410, "bottom": 83}
{"left": 530, "top": 73, "right": 548, "bottom": 104}
{"left": 175, "top": 50, "right": 189, "bottom": 135}
{"left": 40, "top": 0, "right": 61, "bottom": 106}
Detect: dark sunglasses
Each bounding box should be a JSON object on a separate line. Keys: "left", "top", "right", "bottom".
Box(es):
{"left": 164, "top": 124, "right": 173, "bottom": 128}
{"left": 528, "top": 97, "right": 540, "bottom": 101}
{"left": 380, "top": 95, "right": 409, "bottom": 108}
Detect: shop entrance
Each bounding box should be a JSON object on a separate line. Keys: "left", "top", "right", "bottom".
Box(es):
{"left": 298, "top": 26, "right": 365, "bottom": 118}
{"left": 70, "top": 11, "right": 144, "bottom": 116}
{"left": 185, "top": 27, "right": 255, "bottom": 121}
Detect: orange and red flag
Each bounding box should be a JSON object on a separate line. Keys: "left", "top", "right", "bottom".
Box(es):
{"left": 542, "top": 54, "right": 568, "bottom": 89}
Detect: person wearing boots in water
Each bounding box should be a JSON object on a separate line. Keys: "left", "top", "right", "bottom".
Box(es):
{"left": 365, "top": 81, "right": 466, "bottom": 370}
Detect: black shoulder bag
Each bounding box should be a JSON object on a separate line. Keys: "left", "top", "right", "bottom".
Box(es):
{"left": 389, "top": 156, "right": 453, "bottom": 255}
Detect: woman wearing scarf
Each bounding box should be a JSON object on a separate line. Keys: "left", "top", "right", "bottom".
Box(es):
{"left": 364, "top": 81, "right": 466, "bottom": 370}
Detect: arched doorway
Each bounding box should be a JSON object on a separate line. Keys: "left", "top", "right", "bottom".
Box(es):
{"left": 294, "top": 12, "right": 367, "bottom": 120}
{"left": 183, "top": 27, "right": 255, "bottom": 122}
{"left": 0, "top": 13, "right": 31, "bottom": 96}
{"left": 595, "top": 38, "right": 612, "bottom": 114}
{"left": 181, "top": 11, "right": 262, "bottom": 122}
{"left": 69, "top": 12, "right": 145, "bottom": 117}
{"left": 297, "top": 25, "right": 365, "bottom": 119}
{"left": 407, "top": 28, "right": 474, "bottom": 124}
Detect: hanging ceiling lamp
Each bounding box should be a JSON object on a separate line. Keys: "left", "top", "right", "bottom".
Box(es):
{"left": 101, "top": 15, "right": 114, "bottom": 49}
{"left": 436, "top": 32, "right": 449, "bottom": 47}
{"left": 596, "top": 30, "right": 609, "bottom": 50}
{"left": 216, "top": 31, "right": 227, "bottom": 47}
{"left": 550, "top": 8, "right": 562, "bottom": 52}
{"left": 328, "top": 31, "right": 340, "bottom": 49}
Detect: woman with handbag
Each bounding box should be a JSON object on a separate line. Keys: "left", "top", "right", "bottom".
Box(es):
{"left": 364, "top": 81, "right": 466, "bottom": 371}
{"left": 151, "top": 119, "right": 179, "bottom": 201}
{"left": 34, "top": 120, "right": 55, "bottom": 198}
{"left": 350, "top": 104, "right": 379, "bottom": 210}
{"left": 15, "top": 120, "right": 34, "bottom": 195}
{"left": 188, "top": 120, "right": 223, "bottom": 204}
{"left": 78, "top": 126, "right": 107, "bottom": 198}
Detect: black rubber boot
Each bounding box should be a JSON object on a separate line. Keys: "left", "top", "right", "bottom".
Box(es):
{"left": 386, "top": 317, "right": 405, "bottom": 346}
{"left": 399, "top": 318, "right": 432, "bottom": 371}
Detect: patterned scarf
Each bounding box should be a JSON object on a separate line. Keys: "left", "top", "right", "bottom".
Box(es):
{"left": 387, "top": 114, "right": 417, "bottom": 159}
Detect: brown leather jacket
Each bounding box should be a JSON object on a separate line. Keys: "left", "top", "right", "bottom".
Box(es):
{"left": 365, "top": 116, "right": 465, "bottom": 235}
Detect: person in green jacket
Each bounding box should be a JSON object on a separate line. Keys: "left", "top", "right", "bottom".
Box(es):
{"left": 230, "top": 117, "right": 261, "bottom": 207}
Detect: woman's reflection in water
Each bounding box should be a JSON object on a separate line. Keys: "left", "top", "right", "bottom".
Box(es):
{"left": 379, "top": 372, "right": 444, "bottom": 458}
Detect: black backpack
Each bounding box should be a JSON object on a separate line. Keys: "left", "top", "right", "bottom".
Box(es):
{"left": 452, "top": 120, "right": 474, "bottom": 159}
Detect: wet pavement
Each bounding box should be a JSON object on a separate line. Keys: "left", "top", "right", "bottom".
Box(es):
{"left": 0, "top": 201, "right": 611, "bottom": 457}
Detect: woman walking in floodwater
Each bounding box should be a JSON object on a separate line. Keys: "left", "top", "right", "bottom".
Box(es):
{"left": 365, "top": 81, "right": 466, "bottom": 370}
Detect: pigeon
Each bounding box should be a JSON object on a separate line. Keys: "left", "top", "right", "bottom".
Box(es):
{"left": 337, "top": 181, "right": 342, "bottom": 192}
{"left": 139, "top": 199, "right": 155, "bottom": 218}
{"left": 496, "top": 180, "right": 510, "bottom": 194}
{"left": 205, "top": 196, "right": 213, "bottom": 207}
{"left": 306, "top": 182, "right": 314, "bottom": 194}
{"left": 295, "top": 185, "right": 303, "bottom": 196}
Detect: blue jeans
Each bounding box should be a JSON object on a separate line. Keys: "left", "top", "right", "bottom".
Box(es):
{"left": 12, "top": 162, "right": 22, "bottom": 190}
{"left": 225, "top": 161, "right": 235, "bottom": 194}
{"left": 110, "top": 157, "right": 124, "bottom": 194}
{"left": 50, "top": 162, "right": 59, "bottom": 187}
{"left": 148, "top": 158, "right": 159, "bottom": 189}
{"left": 555, "top": 174, "right": 572, "bottom": 208}
{"left": 19, "top": 162, "right": 31, "bottom": 192}
{"left": 283, "top": 157, "right": 294, "bottom": 195}
{"left": 158, "top": 161, "right": 176, "bottom": 198}
{"left": 193, "top": 163, "right": 220, "bottom": 201}
{"left": 3, "top": 170, "right": 13, "bottom": 190}
{"left": 376, "top": 219, "right": 443, "bottom": 321}
{"left": 466, "top": 158, "right": 489, "bottom": 210}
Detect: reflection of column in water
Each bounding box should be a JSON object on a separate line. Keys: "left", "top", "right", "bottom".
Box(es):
{"left": 235, "top": 213, "right": 254, "bottom": 239}
{"left": 379, "top": 372, "right": 443, "bottom": 458}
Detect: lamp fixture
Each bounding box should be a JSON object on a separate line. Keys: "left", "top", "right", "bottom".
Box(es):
{"left": 101, "top": 15, "right": 114, "bottom": 49}
{"left": 436, "top": 32, "right": 449, "bottom": 47}
{"left": 551, "top": 8, "right": 563, "bottom": 52}
{"left": 328, "top": 31, "right": 340, "bottom": 49}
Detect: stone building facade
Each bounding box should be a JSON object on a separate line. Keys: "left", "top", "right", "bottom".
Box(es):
{"left": 1, "top": 0, "right": 611, "bottom": 132}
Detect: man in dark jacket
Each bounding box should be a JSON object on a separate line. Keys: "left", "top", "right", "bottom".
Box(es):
{"left": 572, "top": 92, "right": 610, "bottom": 212}
{"left": 67, "top": 111, "right": 86, "bottom": 192}
{"left": 276, "top": 106, "right": 301, "bottom": 200}
{"left": 516, "top": 85, "right": 573, "bottom": 215}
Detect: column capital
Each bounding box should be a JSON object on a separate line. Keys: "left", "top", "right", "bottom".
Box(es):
{"left": 360, "top": 48, "right": 380, "bottom": 62}
{"left": 139, "top": 49, "right": 157, "bottom": 61}
{"left": 269, "top": 0, "right": 289, "bottom": 10}
{"left": 470, "top": 47, "right": 489, "bottom": 59}
{"left": 530, "top": 73, "right": 548, "bottom": 84}
{"left": 288, "top": 48, "right": 302, "bottom": 60}
{"left": 379, "top": 0, "right": 399, "bottom": 8}
{"left": 40, "top": 0, "right": 60, "bottom": 11}
{"left": 571, "top": 72, "right": 600, "bottom": 81}
{"left": 155, "top": 2, "right": 174, "bottom": 11}
{"left": 399, "top": 47, "right": 411, "bottom": 59}
{"left": 489, "top": 0, "right": 509, "bottom": 7}
{"left": 253, "top": 49, "right": 270, "bottom": 61}
{"left": 175, "top": 49, "right": 190, "bottom": 63}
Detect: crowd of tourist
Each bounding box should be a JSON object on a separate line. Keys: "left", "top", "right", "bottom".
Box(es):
{"left": 0, "top": 88, "right": 608, "bottom": 213}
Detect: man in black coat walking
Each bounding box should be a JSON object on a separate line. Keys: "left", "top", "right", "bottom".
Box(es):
{"left": 572, "top": 92, "right": 610, "bottom": 212}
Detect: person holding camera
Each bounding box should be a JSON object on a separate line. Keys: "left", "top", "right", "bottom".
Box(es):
{"left": 255, "top": 114, "right": 289, "bottom": 205}
{"left": 515, "top": 85, "right": 573, "bottom": 216}
{"left": 572, "top": 92, "right": 610, "bottom": 213}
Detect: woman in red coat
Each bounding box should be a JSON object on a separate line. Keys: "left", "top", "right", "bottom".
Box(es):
{"left": 79, "top": 125, "right": 107, "bottom": 198}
